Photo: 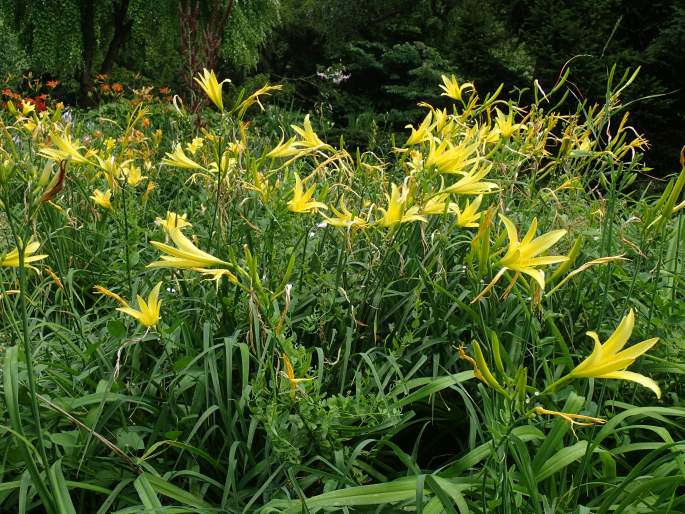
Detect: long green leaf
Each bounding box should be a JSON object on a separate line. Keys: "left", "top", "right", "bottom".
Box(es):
{"left": 47, "top": 460, "right": 77, "bottom": 514}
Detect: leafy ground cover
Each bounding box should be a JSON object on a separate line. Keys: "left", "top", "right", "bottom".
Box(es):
{"left": 0, "top": 68, "right": 684, "bottom": 513}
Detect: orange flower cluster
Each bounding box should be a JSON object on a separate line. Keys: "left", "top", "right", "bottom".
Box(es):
{"left": 2, "top": 89, "right": 50, "bottom": 112}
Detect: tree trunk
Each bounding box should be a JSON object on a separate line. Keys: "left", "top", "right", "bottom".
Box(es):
{"left": 179, "top": 0, "right": 235, "bottom": 113}
{"left": 101, "top": 0, "right": 132, "bottom": 74}
{"left": 79, "top": 0, "right": 96, "bottom": 105}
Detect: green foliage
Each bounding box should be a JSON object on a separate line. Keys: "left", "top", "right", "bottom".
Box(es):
{"left": 222, "top": 0, "right": 282, "bottom": 73}
{"left": 0, "top": 10, "right": 27, "bottom": 83}
{"left": 0, "top": 0, "right": 281, "bottom": 98}
{"left": 264, "top": 0, "right": 683, "bottom": 170}
{"left": 126, "top": 0, "right": 184, "bottom": 87}
{"left": 3, "top": 0, "right": 83, "bottom": 80}
{"left": 0, "top": 66, "right": 684, "bottom": 513}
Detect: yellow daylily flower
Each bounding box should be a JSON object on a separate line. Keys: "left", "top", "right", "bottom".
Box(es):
{"left": 39, "top": 131, "right": 93, "bottom": 165}
{"left": 439, "top": 74, "right": 474, "bottom": 102}
{"left": 425, "top": 139, "right": 479, "bottom": 173}
{"left": 569, "top": 133, "right": 595, "bottom": 157}
{"left": 420, "top": 193, "right": 454, "bottom": 215}
{"left": 281, "top": 353, "right": 313, "bottom": 399}
{"left": 323, "top": 198, "right": 368, "bottom": 228}
{"left": 291, "top": 114, "right": 332, "bottom": 153}
{"left": 453, "top": 194, "right": 483, "bottom": 228}
{"left": 404, "top": 111, "right": 434, "bottom": 146}
{"left": 20, "top": 100, "right": 35, "bottom": 116}
{"left": 244, "top": 170, "right": 275, "bottom": 202}
{"left": 162, "top": 144, "right": 204, "bottom": 170}
{"left": 94, "top": 155, "right": 124, "bottom": 185}
{"left": 377, "top": 183, "right": 427, "bottom": 227}
{"left": 116, "top": 281, "right": 163, "bottom": 328}
{"left": 431, "top": 107, "right": 449, "bottom": 132}
{"left": 155, "top": 212, "right": 192, "bottom": 233}
{"left": 148, "top": 228, "right": 228, "bottom": 270}
{"left": 186, "top": 137, "right": 204, "bottom": 155}
{"left": 1, "top": 241, "right": 48, "bottom": 267}
{"left": 287, "top": 173, "right": 328, "bottom": 213}
{"left": 235, "top": 83, "right": 283, "bottom": 118}
{"left": 570, "top": 309, "right": 660, "bottom": 398}
{"left": 267, "top": 133, "right": 300, "bottom": 159}
{"left": 123, "top": 163, "right": 146, "bottom": 186}
{"left": 227, "top": 140, "right": 245, "bottom": 155}
{"left": 22, "top": 119, "right": 37, "bottom": 133}
{"left": 441, "top": 164, "right": 498, "bottom": 195}
{"left": 194, "top": 68, "right": 230, "bottom": 111}
{"left": 494, "top": 108, "right": 525, "bottom": 139}
{"left": 90, "top": 189, "right": 112, "bottom": 210}
{"left": 497, "top": 214, "right": 568, "bottom": 290}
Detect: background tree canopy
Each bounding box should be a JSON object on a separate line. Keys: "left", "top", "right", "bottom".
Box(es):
{"left": 0, "top": 0, "right": 682, "bottom": 169}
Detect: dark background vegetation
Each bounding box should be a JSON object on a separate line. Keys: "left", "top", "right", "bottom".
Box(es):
{"left": 1, "top": 0, "right": 682, "bottom": 171}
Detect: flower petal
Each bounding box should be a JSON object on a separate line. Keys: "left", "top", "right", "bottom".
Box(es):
{"left": 614, "top": 337, "right": 659, "bottom": 362}
{"left": 516, "top": 266, "right": 546, "bottom": 290}
{"left": 603, "top": 309, "right": 635, "bottom": 355}
{"left": 499, "top": 214, "right": 519, "bottom": 248}
{"left": 525, "top": 229, "right": 567, "bottom": 257}
{"left": 117, "top": 306, "right": 143, "bottom": 321}
{"left": 600, "top": 370, "right": 661, "bottom": 398}
{"left": 521, "top": 217, "right": 538, "bottom": 246}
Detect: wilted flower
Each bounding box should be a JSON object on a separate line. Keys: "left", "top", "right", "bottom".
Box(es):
{"left": 280, "top": 353, "right": 313, "bottom": 399}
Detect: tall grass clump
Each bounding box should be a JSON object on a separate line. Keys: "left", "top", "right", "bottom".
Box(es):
{"left": 0, "top": 66, "right": 683, "bottom": 513}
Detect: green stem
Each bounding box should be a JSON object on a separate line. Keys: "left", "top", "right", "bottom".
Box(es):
{"left": 670, "top": 213, "right": 683, "bottom": 310}
{"left": 17, "top": 249, "right": 55, "bottom": 495}
{"left": 541, "top": 373, "right": 574, "bottom": 396}
{"left": 2, "top": 194, "right": 57, "bottom": 514}
{"left": 297, "top": 222, "right": 311, "bottom": 291}
{"left": 210, "top": 129, "right": 230, "bottom": 252}
{"left": 4, "top": 206, "right": 51, "bottom": 472}
{"left": 120, "top": 180, "right": 133, "bottom": 296}
{"left": 596, "top": 162, "right": 620, "bottom": 325}
{"left": 17, "top": 247, "right": 50, "bottom": 472}
{"left": 647, "top": 227, "right": 667, "bottom": 329}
